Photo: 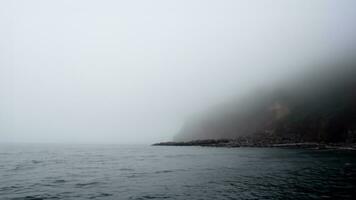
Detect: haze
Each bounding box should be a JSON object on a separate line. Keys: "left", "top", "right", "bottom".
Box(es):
{"left": 1, "top": 0, "right": 356, "bottom": 144}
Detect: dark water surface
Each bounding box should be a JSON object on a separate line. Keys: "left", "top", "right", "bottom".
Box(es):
{"left": 0, "top": 144, "right": 355, "bottom": 200}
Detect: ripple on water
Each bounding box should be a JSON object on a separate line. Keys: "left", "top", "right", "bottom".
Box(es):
{"left": 0, "top": 185, "right": 21, "bottom": 192}
{"left": 31, "top": 160, "right": 42, "bottom": 164}
{"left": 15, "top": 194, "right": 61, "bottom": 200}
{"left": 52, "top": 180, "right": 66, "bottom": 184}
{"left": 75, "top": 181, "right": 101, "bottom": 188}
{"left": 154, "top": 170, "right": 174, "bottom": 174}
{"left": 119, "top": 168, "right": 135, "bottom": 171}
{"left": 130, "top": 195, "right": 171, "bottom": 200}
{"left": 88, "top": 193, "right": 113, "bottom": 199}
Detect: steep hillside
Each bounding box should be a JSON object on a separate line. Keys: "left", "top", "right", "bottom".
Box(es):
{"left": 174, "top": 60, "right": 356, "bottom": 143}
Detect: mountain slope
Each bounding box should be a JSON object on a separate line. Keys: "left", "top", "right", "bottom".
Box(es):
{"left": 174, "top": 60, "right": 356, "bottom": 143}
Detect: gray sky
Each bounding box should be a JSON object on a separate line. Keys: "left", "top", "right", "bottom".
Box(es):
{"left": 1, "top": 0, "right": 356, "bottom": 144}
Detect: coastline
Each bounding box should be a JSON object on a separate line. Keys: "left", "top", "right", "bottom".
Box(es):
{"left": 152, "top": 139, "right": 356, "bottom": 150}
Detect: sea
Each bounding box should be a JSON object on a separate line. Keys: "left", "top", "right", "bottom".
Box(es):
{"left": 0, "top": 144, "right": 355, "bottom": 200}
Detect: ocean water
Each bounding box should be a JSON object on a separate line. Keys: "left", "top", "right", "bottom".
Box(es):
{"left": 0, "top": 144, "right": 355, "bottom": 200}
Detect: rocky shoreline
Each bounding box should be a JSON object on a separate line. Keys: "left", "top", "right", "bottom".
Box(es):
{"left": 153, "top": 139, "right": 356, "bottom": 150}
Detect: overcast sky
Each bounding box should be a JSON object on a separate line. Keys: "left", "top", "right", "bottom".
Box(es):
{"left": 1, "top": 0, "right": 356, "bottom": 144}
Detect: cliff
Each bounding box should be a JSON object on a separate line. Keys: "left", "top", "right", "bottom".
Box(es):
{"left": 174, "top": 59, "right": 356, "bottom": 144}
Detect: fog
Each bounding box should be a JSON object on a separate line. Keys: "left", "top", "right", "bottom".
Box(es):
{"left": 1, "top": 0, "right": 356, "bottom": 144}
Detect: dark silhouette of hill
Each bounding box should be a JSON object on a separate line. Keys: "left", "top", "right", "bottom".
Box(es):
{"left": 174, "top": 59, "right": 356, "bottom": 144}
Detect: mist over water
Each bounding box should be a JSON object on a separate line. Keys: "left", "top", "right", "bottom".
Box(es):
{"left": 1, "top": 0, "right": 356, "bottom": 144}
{"left": 1, "top": 2, "right": 356, "bottom": 200}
